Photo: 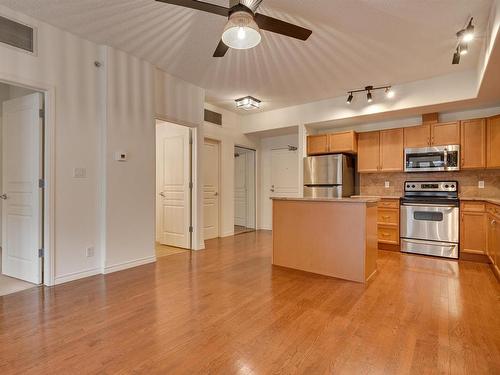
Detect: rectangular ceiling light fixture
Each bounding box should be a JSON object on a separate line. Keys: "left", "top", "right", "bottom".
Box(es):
{"left": 235, "top": 96, "right": 261, "bottom": 110}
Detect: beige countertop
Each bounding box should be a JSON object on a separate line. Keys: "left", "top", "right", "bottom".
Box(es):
{"left": 271, "top": 197, "right": 380, "bottom": 204}
{"left": 459, "top": 197, "right": 500, "bottom": 205}
{"left": 351, "top": 195, "right": 402, "bottom": 200}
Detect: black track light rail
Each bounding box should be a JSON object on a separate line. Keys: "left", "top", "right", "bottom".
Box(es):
{"left": 347, "top": 85, "right": 391, "bottom": 95}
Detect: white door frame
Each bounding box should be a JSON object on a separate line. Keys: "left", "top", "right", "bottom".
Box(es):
{"left": 235, "top": 145, "right": 257, "bottom": 231}
{"left": 155, "top": 117, "right": 198, "bottom": 250}
{"left": 0, "top": 75, "right": 55, "bottom": 286}
{"left": 204, "top": 137, "right": 221, "bottom": 238}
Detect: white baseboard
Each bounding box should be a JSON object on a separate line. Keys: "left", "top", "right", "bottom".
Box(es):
{"left": 221, "top": 231, "right": 235, "bottom": 237}
{"left": 54, "top": 267, "right": 101, "bottom": 285}
{"left": 104, "top": 255, "right": 156, "bottom": 274}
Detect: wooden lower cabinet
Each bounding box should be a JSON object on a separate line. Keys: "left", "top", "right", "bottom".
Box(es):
{"left": 377, "top": 199, "right": 400, "bottom": 247}
{"left": 460, "top": 202, "right": 487, "bottom": 255}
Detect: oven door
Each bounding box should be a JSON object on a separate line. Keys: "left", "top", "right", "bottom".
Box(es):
{"left": 400, "top": 203, "right": 459, "bottom": 243}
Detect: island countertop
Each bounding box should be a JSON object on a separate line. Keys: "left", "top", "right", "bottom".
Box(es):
{"left": 271, "top": 197, "right": 380, "bottom": 204}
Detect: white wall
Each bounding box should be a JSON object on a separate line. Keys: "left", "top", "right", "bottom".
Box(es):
{"left": 0, "top": 5, "right": 102, "bottom": 284}
{"left": 203, "top": 104, "right": 259, "bottom": 237}
{"left": 103, "top": 47, "right": 156, "bottom": 273}
{"left": 259, "top": 133, "right": 300, "bottom": 230}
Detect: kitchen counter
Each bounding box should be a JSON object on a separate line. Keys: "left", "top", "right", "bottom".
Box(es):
{"left": 459, "top": 197, "right": 500, "bottom": 205}
{"left": 271, "top": 197, "right": 379, "bottom": 204}
{"left": 272, "top": 198, "right": 378, "bottom": 283}
{"left": 351, "top": 195, "right": 402, "bottom": 200}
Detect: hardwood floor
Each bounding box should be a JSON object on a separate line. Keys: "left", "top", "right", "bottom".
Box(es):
{"left": 1, "top": 230, "right": 499, "bottom": 374}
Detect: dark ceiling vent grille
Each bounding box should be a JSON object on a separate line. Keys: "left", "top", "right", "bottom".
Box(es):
{"left": 204, "top": 109, "right": 222, "bottom": 126}
{"left": 0, "top": 15, "right": 34, "bottom": 53}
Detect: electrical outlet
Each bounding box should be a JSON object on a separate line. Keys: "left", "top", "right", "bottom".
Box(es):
{"left": 478, "top": 180, "right": 485, "bottom": 189}
{"left": 73, "top": 168, "right": 86, "bottom": 178}
{"left": 384, "top": 181, "right": 390, "bottom": 188}
{"left": 86, "top": 247, "right": 95, "bottom": 258}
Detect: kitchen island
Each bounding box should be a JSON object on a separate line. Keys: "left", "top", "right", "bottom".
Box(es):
{"left": 272, "top": 197, "right": 379, "bottom": 283}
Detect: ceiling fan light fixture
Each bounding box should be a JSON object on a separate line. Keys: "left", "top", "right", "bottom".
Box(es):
{"left": 236, "top": 96, "right": 261, "bottom": 110}
{"left": 222, "top": 11, "right": 261, "bottom": 50}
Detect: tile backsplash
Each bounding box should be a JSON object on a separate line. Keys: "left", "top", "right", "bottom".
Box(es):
{"left": 359, "top": 169, "right": 500, "bottom": 198}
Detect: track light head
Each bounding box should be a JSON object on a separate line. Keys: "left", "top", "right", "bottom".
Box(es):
{"left": 459, "top": 42, "right": 468, "bottom": 55}
{"left": 463, "top": 18, "right": 474, "bottom": 42}
{"left": 385, "top": 87, "right": 394, "bottom": 99}
{"left": 346, "top": 93, "right": 353, "bottom": 104}
{"left": 452, "top": 49, "right": 460, "bottom": 64}
{"left": 367, "top": 91, "right": 373, "bottom": 103}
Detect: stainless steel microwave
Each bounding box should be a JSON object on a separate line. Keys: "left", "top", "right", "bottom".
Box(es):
{"left": 404, "top": 145, "right": 460, "bottom": 172}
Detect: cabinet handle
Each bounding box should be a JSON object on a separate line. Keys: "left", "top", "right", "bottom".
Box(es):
{"left": 382, "top": 215, "right": 390, "bottom": 219}
{"left": 381, "top": 232, "right": 390, "bottom": 237}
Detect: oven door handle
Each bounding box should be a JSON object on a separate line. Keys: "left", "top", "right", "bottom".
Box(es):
{"left": 443, "top": 149, "right": 448, "bottom": 169}
{"left": 401, "top": 203, "right": 458, "bottom": 208}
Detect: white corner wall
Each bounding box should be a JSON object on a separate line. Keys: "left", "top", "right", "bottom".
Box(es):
{"left": 103, "top": 46, "right": 156, "bottom": 273}
{"left": 203, "top": 104, "right": 259, "bottom": 236}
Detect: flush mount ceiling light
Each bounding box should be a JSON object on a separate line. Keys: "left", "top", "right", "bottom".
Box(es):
{"left": 222, "top": 10, "right": 261, "bottom": 50}
{"left": 346, "top": 85, "right": 394, "bottom": 104}
{"left": 236, "top": 96, "right": 261, "bottom": 110}
{"left": 452, "top": 17, "right": 475, "bottom": 64}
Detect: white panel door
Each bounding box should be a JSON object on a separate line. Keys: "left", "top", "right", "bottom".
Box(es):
{"left": 270, "top": 148, "right": 299, "bottom": 197}
{"left": 203, "top": 139, "right": 220, "bottom": 240}
{"left": 234, "top": 152, "right": 247, "bottom": 227}
{"left": 157, "top": 123, "right": 191, "bottom": 249}
{"left": 2, "top": 93, "right": 43, "bottom": 284}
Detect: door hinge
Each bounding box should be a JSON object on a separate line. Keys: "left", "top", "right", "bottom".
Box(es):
{"left": 39, "top": 179, "right": 46, "bottom": 189}
{"left": 189, "top": 226, "right": 193, "bottom": 233}
{"left": 39, "top": 109, "right": 45, "bottom": 118}
{"left": 38, "top": 248, "right": 45, "bottom": 258}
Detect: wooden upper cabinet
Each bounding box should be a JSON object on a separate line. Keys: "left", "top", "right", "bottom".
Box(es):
{"left": 357, "top": 131, "right": 380, "bottom": 173}
{"left": 307, "top": 134, "right": 328, "bottom": 155}
{"left": 461, "top": 119, "right": 486, "bottom": 169}
{"left": 328, "top": 131, "right": 358, "bottom": 154}
{"left": 380, "top": 129, "right": 404, "bottom": 172}
{"left": 404, "top": 124, "right": 430, "bottom": 148}
{"left": 487, "top": 115, "right": 500, "bottom": 168}
{"left": 431, "top": 121, "right": 460, "bottom": 146}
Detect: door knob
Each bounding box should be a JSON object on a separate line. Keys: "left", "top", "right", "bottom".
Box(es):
{"left": 159, "top": 192, "right": 166, "bottom": 198}
{"left": 214, "top": 192, "right": 218, "bottom": 196}
{"left": 270, "top": 188, "right": 275, "bottom": 192}
{"left": 0, "top": 194, "right": 7, "bottom": 200}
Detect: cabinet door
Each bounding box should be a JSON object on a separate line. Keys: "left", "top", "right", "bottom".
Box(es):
{"left": 380, "top": 128, "right": 404, "bottom": 172}
{"left": 307, "top": 135, "right": 328, "bottom": 155}
{"left": 328, "top": 131, "right": 357, "bottom": 154}
{"left": 357, "top": 131, "right": 380, "bottom": 173}
{"left": 404, "top": 124, "right": 430, "bottom": 148}
{"left": 460, "top": 211, "right": 487, "bottom": 254}
{"left": 487, "top": 115, "right": 500, "bottom": 168}
{"left": 431, "top": 122, "right": 460, "bottom": 146}
{"left": 461, "top": 119, "right": 486, "bottom": 169}
{"left": 487, "top": 214, "right": 498, "bottom": 264}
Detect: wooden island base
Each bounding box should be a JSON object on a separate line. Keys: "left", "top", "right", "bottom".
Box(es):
{"left": 272, "top": 198, "right": 378, "bottom": 283}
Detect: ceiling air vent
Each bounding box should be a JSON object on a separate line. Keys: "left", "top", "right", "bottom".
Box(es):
{"left": 0, "top": 15, "right": 35, "bottom": 53}
{"left": 204, "top": 109, "right": 222, "bottom": 126}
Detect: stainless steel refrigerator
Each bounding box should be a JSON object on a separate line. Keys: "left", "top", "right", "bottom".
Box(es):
{"left": 303, "top": 154, "right": 354, "bottom": 198}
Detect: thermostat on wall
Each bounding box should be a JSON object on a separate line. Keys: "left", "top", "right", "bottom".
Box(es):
{"left": 114, "top": 152, "right": 128, "bottom": 162}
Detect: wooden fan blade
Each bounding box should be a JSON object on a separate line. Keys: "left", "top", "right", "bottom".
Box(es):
{"left": 213, "top": 40, "right": 229, "bottom": 57}
{"left": 254, "top": 13, "right": 312, "bottom": 40}
{"left": 155, "top": 0, "right": 229, "bottom": 17}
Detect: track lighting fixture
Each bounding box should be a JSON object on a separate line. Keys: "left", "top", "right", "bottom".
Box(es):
{"left": 453, "top": 17, "right": 474, "bottom": 64}
{"left": 345, "top": 85, "right": 393, "bottom": 105}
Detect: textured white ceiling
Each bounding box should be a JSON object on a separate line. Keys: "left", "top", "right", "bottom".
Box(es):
{"left": 0, "top": 0, "right": 493, "bottom": 112}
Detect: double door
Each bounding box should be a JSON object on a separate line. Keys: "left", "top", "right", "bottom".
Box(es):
{"left": 357, "top": 128, "right": 404, "bottom": 172}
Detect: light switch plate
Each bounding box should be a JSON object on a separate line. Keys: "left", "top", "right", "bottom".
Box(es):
{"left": 385, "top": 181, "right": 390, "bottom": 188}
{"left": 478, "top": 180, "right": 485, "bottom": 189}
{"left": 73, "top": 168, "right": 86, "bottom": 178}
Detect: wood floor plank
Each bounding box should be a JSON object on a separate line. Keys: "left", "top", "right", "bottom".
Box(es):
{"left": 0, "top": 230, "right": 499, "bottom": 374}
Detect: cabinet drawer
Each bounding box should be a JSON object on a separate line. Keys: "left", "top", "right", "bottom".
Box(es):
{"left": 486, "top": 204, "right": 500, "bottom": 219}
{"left": 377, "top": 209, "right": 399, "bottom": 225}
{"left": 461, "top": 201, "right": 486, "bottom": 212}
{"left": 378, "top": 226, "right": 399, "bottom": 244}
{"left": 377, "top": 200, "right": 399, "bottom": 209}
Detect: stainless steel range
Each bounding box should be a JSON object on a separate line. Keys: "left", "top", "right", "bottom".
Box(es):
{"left": 400, "top": 181, "right": 459, "bottom": 259}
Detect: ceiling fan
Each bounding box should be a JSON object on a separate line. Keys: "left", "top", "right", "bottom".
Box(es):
{"left": 155, "top": 0, "right": 312, "bottom": 57}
